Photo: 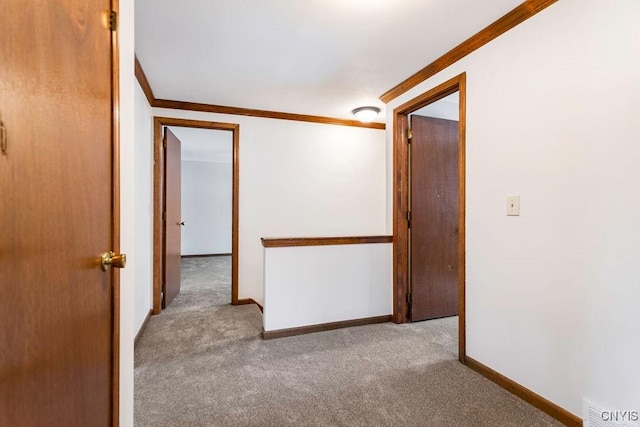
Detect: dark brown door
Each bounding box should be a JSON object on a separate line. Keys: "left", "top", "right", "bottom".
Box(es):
{"left": 0, "top": 1, "right": 116, "bottom": 426}
{"left": 410, "top": 115, "right": 459, "bottom": 321}
{"left": 163, "top": 128, "right": 182, "bottom": 307}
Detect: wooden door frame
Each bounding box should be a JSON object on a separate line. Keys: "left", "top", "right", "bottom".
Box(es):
{"left": 110, "top": 0, "right": 121, "bottom": 424}
{"left": 152, "top": 117, "right": 240, "bottom": 314}
{"left": 392, "top": 72, "right": 466, "bottom": 362}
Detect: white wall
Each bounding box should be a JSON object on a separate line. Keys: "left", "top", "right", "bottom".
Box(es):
{"left": 181, "top": 160, "right": 232, "bottom": 255}
{"left": 263, "top": 243, "right": 393, "bottom": 331}
{"left": 134, "top": 81, "right": 154, "bottom": 332}
{"left": 153, "top": 109, "right": 387, "bottom": 305}
{"left": 412, "top": 92, "right": 459, "bottom": 120}
{"left": 119, "top": 0, "right": 135, "bottom": 424}
{"left": 385, "top": 0, "right": 640, "bottom": 417}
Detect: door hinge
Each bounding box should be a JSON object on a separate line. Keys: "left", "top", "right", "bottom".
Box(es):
{"left": 407, "top": 128, "right": 413, "bottom": 142}
{"left": 161, "top": 291, "right": 165, "bottom": 305}
{"left": 406, "top": 211, "right": 411, "bottom": 228}
{"left": 162, "top": 211, "right": 166, "bottom": 221}
{"left": 109, "top": 11, "right": 118, "bottom": 31}
{"left": 406, "top": 293, "right": 412, "bottom": 305}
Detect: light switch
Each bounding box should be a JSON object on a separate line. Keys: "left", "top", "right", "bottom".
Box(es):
{"left": 507, "top": 196, "right": 520, "bottom": 216}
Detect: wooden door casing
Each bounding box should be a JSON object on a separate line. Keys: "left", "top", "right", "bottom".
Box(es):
{"left": 392, "top": 73, "right": 466, "bottom": 361}
{"left": 410, "top": 115, "right": 459, "bottom": 321}
{"left": 0, "top": 1, "right": 117, "bottom": 425}
{"left": 163, "top": 128, "right": 182, "bottom": 308}
{"left": 152, "top": 118, "right": 241, "bottom": 314}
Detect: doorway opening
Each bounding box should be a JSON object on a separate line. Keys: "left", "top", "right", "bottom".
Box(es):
{"left": 393, "top": 73, "right": 466, "bottom": 362}
{"left": 152, "top": 118, "right": 240, "bottom": 314}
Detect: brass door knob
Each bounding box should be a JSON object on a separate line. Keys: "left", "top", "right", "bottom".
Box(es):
{"left": 177, "top": 221, "right": 185, "bottom": 226}
{"left": 100, "top": 251, "right": 127, "bottom": 271}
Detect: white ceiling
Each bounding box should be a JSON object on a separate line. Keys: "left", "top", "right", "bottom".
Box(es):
{"left": 136, "top": 0, "right": 522, "bottom": 123}
{"left": 170, "top": 126, "right": 233, "bottom": 163}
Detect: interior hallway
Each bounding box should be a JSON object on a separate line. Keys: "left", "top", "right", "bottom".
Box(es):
{"left": 134, "top": 256, "right": 560, "bottom": 426}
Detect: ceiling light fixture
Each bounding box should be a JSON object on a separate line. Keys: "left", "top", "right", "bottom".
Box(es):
{"left": 352, "top": 106, "right": 380, "bottom": 123}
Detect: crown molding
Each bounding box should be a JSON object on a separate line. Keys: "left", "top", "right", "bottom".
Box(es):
{"left": 380, "top": 0, "right": 558, "bottom": 103}
{"left": 134, "top": 56, "right": 155, "bottom": 105}
{"left": 134, "top": 57, "right": 385, "bottom": 130}
{"left": 153, "top": 99, "right": 385, "bottom": 130}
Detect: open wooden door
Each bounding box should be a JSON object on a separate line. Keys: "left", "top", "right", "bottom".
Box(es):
{"left": 163, "top": 128, "right": 183, "bottom": 308}
{"left": 0, "top": 1, "right": 120, "bottom": 425}
{"left": 410, "top": 115, "right": 459, "bottom": 321}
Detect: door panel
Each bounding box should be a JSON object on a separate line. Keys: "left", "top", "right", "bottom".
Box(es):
{"left": 0, "top": 1, "right": 115, "bottom": 425}
{"left": 163, "top": 128, "right": 182, "bottom": 308}
{"left": 410, "top": 115, "right": 459, "bottom": 321}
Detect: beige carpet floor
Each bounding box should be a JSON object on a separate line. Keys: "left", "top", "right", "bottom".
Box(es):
{"left": 134, "top": 256, "right": 561, "bottom": 426}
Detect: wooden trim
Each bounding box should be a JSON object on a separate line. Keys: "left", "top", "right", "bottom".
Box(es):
{"left": 394, "top": 74, "right": 464, "bottom": 115}
{"left": 134, "top": 57, "right": 385, "bottom": 129}
{"left": 181, "top": 253, "right": 232, "bottom": 258}
{"left": 262, "top": 315, "right": 392, "bottom": 340}
{"left": 152, "top": 119, "right": 163, "bottom": 315}
{"left": 237, "top": 298, "right": 263, "bottom": 313}
{"left": 110, "top": 0, "right": 120, "bottom": 424}
{"left": 134, "top": 56, "right": 155, "bottom": 106}
{"left": 231, "top": 125, "right": 240, "bottom": 305}
{"left": 380, "top": 0, "right": 558, "bottom": 103}
{"left": 154, "top": 99, "right": 385, "bottom": 130}
{"left": 457, "top": 76, "right": 467, "bottom": 364}
{"left": 392, "top": 112, "right": 409, "bottom": 325}
{"left": 392, "top": 73, "right": 467, "bottom": 365}
{"left": 153, "top": 117, "right": 241, "bottom": 314}
{"left": 134, "top": 309, "right": 153, "bottom": 348}
{"left": 261, "top": 235, "right": 393, "bottom": 248}
{"left": 464, "top": 357, "right": 582, "bottom": 426}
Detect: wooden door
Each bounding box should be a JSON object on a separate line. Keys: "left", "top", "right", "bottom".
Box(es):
{"left": 410, "top": 115, "right": 459, "bottom": 321}
{"left": 0, "top": 1, "right": 117, "bottom": 426}
{"left": 163, "top": 128, "right": 182, "bottom": 307}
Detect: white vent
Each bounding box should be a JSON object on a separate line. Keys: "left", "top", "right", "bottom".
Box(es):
{"left": 584, "top": 399, "right": 639, "bottom": 427}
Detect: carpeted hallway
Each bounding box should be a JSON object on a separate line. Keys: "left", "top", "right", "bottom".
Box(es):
{"left": 135, "top": 256, "right": 561, "bottom": 426}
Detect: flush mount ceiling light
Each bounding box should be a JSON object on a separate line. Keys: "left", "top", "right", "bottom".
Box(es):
{"left": 352, "top": 106, "right": 380, "bottom": 123}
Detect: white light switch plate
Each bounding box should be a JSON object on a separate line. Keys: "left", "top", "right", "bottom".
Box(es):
{"left": 507, "top": 195, "right": 520, "bottom": 216}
